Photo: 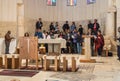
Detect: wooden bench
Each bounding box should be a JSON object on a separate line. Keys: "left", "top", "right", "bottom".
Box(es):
{"left": 4, "top": 54, "right": 19, "bottom": 69}
{"left": 71, "top": 57, "right": 76, "bottom": 72}
{"left": 63, "top": 57, "right": 68, "bottom": 72}
{"left": 43, "top": 56, "right": 60, "bottom": 71}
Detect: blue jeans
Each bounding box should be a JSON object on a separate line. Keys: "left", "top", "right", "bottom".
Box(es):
{"left": 97, "top": 47, "right": 102, "bottom": 56}
{"left": 73, "top": 43, "right": 77, "bottom": 53}
{"left": 77, "top": 43, "right": 82, "bottom": 54}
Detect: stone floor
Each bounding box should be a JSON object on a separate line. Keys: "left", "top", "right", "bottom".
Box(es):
{"left": 0, "top": 54, "right": 120, "bottom": 81}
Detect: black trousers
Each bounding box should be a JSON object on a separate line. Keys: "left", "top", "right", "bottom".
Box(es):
{"left": 117, "top": 46, "right": 120, "bottom": 59}
{"left": 73, "top": 43, "right": 77, "bottom": 53}
{"left": 5, "top": 41, "right": 10, "bottom": 54}
{"left": 97, "top": 47, "right": 103, "bottom": 56}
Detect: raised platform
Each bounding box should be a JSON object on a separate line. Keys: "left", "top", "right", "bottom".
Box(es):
{"left": 80, "top": 59, "right": 96, "bottom": 63}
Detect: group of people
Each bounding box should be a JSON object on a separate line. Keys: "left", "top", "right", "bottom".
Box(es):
{"left": 3, "top": 17, "right": 120, "bottom": 62}
{"left": 34, "top": 18, "right": 105, "bottom": 56}
{"left": 4, "top": 18, "right": 104, "bottom": 57}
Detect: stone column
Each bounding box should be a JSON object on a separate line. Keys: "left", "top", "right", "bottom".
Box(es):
{"left": 17, "top": 0, "right": 24, "bottom": 37}
{"left": 106, "top": 0, "right": 116, "bottom": 38}
{"left": 80, "top": 36, "right": 96, "bottom": 63}
{"left": 84, "top": 37, "right": 91, "bottom": 60}
{"left": 106, "top": 12, "right": 115, "bottom": 37}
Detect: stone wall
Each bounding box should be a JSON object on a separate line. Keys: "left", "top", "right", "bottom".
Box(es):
{"left": 0, "top": 22, "right": 17, "bottom": 37}
{"left": 24, "top": 18, "right": 106, "bottom": 36}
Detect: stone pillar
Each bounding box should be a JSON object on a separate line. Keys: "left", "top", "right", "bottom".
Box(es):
{"left": 106, "top": 0, "right": 116, "bottom": 38}
{"left": 17, "top": 0, "right": 24, "bottom": 37}
{"left": 80, "top": 36, "right": 96, "bottom": 63}
{"left": 84, "top": 38, "right": 91, "bottom": 60}
{"left": 106, "top": 12, "right": 115, "bottom": 37}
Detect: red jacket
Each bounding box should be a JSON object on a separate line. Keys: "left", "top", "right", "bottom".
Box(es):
{"left": 95, "top": 35, "right": 104, "bottom": 51}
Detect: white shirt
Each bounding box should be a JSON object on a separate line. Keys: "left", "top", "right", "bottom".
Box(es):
{"left": 42, "top": 33, "right": 46, "bottom": 39}
{"left": 47, "top": 35, "right": 51, "bottom": 39}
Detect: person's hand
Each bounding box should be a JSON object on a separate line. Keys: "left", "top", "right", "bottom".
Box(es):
{"left": 98, "top": 37, "right": 101, "bottom": 39}
{"left": 89, "top": 35, "right": 94, "bottom": 38}
{"left": 94, "top": 35, "right": 97, "bottom": 39}
{"left": 11, "top": 37, "right": 15, "bottom": 39}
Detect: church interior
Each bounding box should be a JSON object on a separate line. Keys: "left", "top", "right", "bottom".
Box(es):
{"left": 0, "top": 0, "right": 120, "bottom": 81}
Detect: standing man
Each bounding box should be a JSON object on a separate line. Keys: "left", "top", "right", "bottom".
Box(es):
{"left": 5, "top": 31, "right": 14, "bottom": 54}
{"left": 78, "top": 25, "right": 83, "bottom": 35}
{"left": 70, "top": 22, "right": 76, "bottom": 32}
{"left": 36, "top": 18, "right": 43, "bottom": 30}
{"left": 34, "top": 29, "right": 43, "bottom": 39}
{"left": 93, "top": 19, "right": 100, "bottom": 35}
{"left": 62, "top": 21, "right": 69, "bottom": 33}
{"left": 88, "top": 20, "right": 93, "bottom": 30}
{"left": 117, "top": 27, "right": 120, "bottom": 60}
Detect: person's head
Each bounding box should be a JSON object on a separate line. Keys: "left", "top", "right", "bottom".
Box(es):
{"left": 94, "top": 19, "right": 97, "bottom": 23}
{"left": 7, "top": 30, "right": 11, "bottom": 34}
{"left": 77, "top": 31, "right": 80, "bottom": 35}
{"left": 88, "top": 28, "right": 92, "bottom": 33}
{"left": 39, "top": 18, "right": 42, "bottom": 21}
{"left": 97, "top": 30, "right": 101, "bottom": 35}
{"left": 72, "top": 22, "right": 75, "bottom": 25}
{"left": 88, "top": 20, "right": 91, "bottom": 23}
{"left": 79, "top": 25, "right": 82, "bottom": 28}
{"left": 67, "top": 29, "right": 70, "bottom": 33}
{"left": 118, "top": 27, "right": 120, "bottom": 32}
{"left": 73, "top": 29, "right": 77, "bottom": 33}
{"left": 43, "top": 30, "right": 46, "bottom": 34}
{"left": 59, "top": 31, "right": 62, "bottom": 35}
{"left": 56, "top": 22, "right": 58, "bottom": 24}
{"left": 24, "top": 32, "right": 29, "bottom": 37}
{"left": 66, "top": 21, "right": 68, "bottom": 24}
{"left": 46, "top": 32, "right": 48, "bottom": 35}
{"left": 50, "top": 22, "right": 53, "bottom": 25}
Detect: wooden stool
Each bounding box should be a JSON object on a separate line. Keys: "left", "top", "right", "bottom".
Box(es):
{"left": 71, "top": 57, "right": 76, "bottom": 72}
{"left": 5, "top": 55, "right": 19, "bottom": 69}
{"left": 63, "top": 57, "right": 68, "bottom": 72}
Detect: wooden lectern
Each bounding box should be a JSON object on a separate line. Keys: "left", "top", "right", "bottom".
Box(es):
{"left": 80, "top": 35, "right": 96, "bottom": 63}
{"left": 19, "top": 37, "right": 38, "bottom": 69}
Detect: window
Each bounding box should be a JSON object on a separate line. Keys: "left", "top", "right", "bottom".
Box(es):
{"left": 67, "top": 0, "right": 77, "bottom": 6}
{"left": 87, "top": 0, "right": 96, "bottom": 4}
{"left": 47, "top": 0, "right": 56, "bottom": 6}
